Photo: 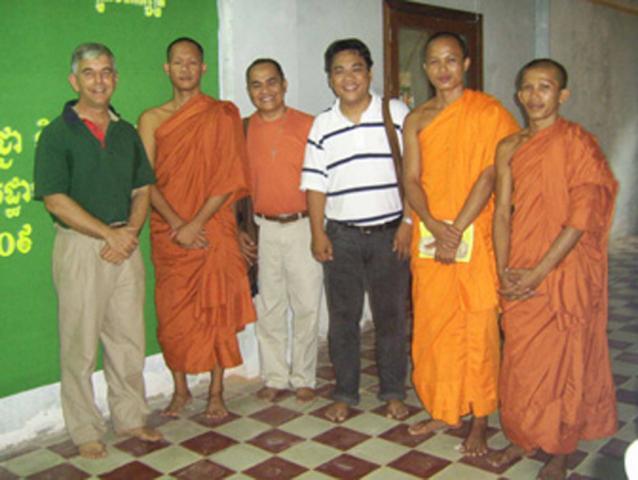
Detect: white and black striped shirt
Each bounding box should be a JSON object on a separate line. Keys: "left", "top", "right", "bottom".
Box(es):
{"left": 301, "top": 93, "right": 409, "bottom": 226}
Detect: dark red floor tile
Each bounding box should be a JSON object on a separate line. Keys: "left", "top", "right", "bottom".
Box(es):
{"left": 316, "top": 453, "right": 379, "bottom": 479}
{"left": 189, "top": 411, "right": 240, "bottom": 428}
{"left": 312, "top": 426, "right": 370, "bottom": 450}
{"left": 370, "top": 403, "right": 421, "bottom": 420}
{"left": 26, "top": 463, "right": 89, "bottom": 480}
{"left": 99, "top": 461, "right": 161, "bottom": 480}
{"left": 247, "top": 429, "right": 304, "bottom": 453}
{"left": 47, "top": 439, "right": 79, "bottom": 459}
{"left": 599, "top": 438, "right": 630, "bottom": 459}
{"left": 388, "top": 450, "right": 451, "bottom": 478}
{"left": 180, "top": 431, "right": 238, "bottom": 456}
{"left": 616, "top": 388, "right": 638, "bottom": 405}
{"left": 316, "top": 365, "right": 336, "bottom": 381}
{"left": 378, "top": 423, "right": 434, "bottom": 448}
{"left": 310, "top": 403, "right": 362, "bottom": 422}
{"left": 608, "top": 339, "right": 632, "bottom": 350}
{"left": 112, "top": 436, "right": 170, "bottom": 457}
{"left": 243, "top": 457, "right": 307, "bottom": 479}
{"left": 249, "top": 405, "right": 301, "bottom": 427}
{"left": 443, "top": 419, "right": 499, "bottom": 440}
{"left": 172, "top": 459, "right": 234, "bottom": 479}
{"left": 315, "top": 383, "right": 335, "bottom": 399}
{"left": 0, "top": 466, "right": 19, "bottom": 480}
{"left": 530, "top": 449, "right": 588, "bottom": 470}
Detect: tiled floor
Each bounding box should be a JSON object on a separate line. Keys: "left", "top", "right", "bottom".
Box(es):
{"left": 1, "top": 236, "right": 637, "bottom": 479}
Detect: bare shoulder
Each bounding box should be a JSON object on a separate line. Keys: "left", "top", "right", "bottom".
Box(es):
{"left": 495, "top": 130, "right": 526, "bottom": 167}
{"left": 405, "top": 98, "right": 440, "bottom": 133}
{"left": 138, "top": 101, "right": 174, "bottom": 130}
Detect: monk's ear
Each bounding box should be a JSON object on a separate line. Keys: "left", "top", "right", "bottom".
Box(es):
{"left": 558, "top": 88, "right": 570, "bottom": 104}
{"left": 201, "top": 63, "right": 208, "bottom": 75}
{"left": 463, "top": 56, "right": 471, "bottom": 73}
{"left": 163, "top": 63, "right": 170, "bottom": 76}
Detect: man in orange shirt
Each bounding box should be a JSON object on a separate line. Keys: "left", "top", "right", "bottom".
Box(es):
{"left": 239, "top": 59, "right": 323, "bottom": 402}
{"left": 138, "top": 37, "right": 255, "bottom": 419}
{"left": 403, "top": 32, "right": 518, "bottom": 455}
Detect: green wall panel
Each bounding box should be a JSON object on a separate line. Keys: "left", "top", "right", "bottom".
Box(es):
{"left": 0, "top": 0, "right": 219, "bottom": 397}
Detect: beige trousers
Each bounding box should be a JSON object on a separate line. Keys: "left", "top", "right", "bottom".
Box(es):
{"left": 52, "top": 225, "right": 149, "bottom": 445}
{"left": 255, "top": 216, "right": 323, "bottom": 389}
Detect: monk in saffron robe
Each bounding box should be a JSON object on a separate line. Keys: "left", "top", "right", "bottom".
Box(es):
{"left": 403, "top": 32, "right": 518, "bottom": 455}
{"left": 489, "top": 59, "right": 617, "bottom": 480}
{"left": 138, "top": 37, "right": 255, "bottom": 418}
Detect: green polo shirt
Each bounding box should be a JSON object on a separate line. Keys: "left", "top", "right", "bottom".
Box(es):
{"left": 34, "top": 100, "right": 155, "bottom": 226}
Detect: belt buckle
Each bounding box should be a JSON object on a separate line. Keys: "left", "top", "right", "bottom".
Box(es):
{"left": 360, "top": 225, "right": 373, "bottom": 235}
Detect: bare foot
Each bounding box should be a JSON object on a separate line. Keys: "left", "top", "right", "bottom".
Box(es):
{"left": 78, "top": 441, "right": 107, "bottom": 459}
{"left": 295, "top": 387, "right": 316, "bottom": 403}
{"left": 123, "top": 426, "right": 164, "bottom": 442}
{"left": 385, "top": 399, "right": 410, "bottom": 420}
{"left": 408, "top": 418, "right": 460, "bottom": 436}
{"left": 256, "top": 386, "right": 284, "bottom": 401}
{"left": 161, "top": 393, "right": 192, "bottom": 417}
{"left": 205, "top": 393, "right": 228, "bottom": 420}
{"left": 538, "top": 454, "right": 567, "bottom": 480}
{"left": 325, "top": 401, "right": 350, "bottom": 423}
{"left": 486, "top": 443, "right": 532, "bottom": 468}
{"left": 460, "top": 416, "right": 488, "bottom": 457}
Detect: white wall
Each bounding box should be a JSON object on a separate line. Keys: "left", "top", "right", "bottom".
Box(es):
{"left": 549, "top": 0, "right": 638, "bottom": 236}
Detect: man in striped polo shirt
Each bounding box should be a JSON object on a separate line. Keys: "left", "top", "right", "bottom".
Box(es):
{"left": 301, "top": 38, "right": 412, "bottom": 423}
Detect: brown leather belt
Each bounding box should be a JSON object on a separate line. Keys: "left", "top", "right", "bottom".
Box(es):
{"left": 255, "top": 211, "right": 308, "bottom": 224}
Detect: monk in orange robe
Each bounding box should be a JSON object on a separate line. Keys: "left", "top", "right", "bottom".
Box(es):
{"left": 403, "top": 32, "right": 518, "bottom": 455}
{"left": 138, "top": 37, "right": 255, "bottom": 418}
{"left": 489, "top": 59, "right": 617, "bottom": 480}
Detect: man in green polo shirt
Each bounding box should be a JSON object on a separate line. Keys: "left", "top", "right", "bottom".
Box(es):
{"left": 33, "top": 43, "right": 161, "bottom": 459}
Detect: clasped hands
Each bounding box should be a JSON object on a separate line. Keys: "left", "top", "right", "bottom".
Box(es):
{"left": 427, "top": 220, "right": 462, "bottom": 264}
{"left": 499, "top": 267, "right": 544, "bottom": 301}
{"left": 170, "top": 220, "right": 208, "bottom": 249}
{"left": 100, "top": 225, "right": 139, "bottom": 265}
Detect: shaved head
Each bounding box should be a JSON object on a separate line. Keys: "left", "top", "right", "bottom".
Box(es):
{"left": 424, "top": 31, "right": 468, "bottom": 59}
{"left": 517, "top": 58, "right": 568, "bottom": 90}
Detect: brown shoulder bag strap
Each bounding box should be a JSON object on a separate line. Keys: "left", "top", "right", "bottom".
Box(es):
{"left": 382, "top": 97, "right": 404, "bottom": 200}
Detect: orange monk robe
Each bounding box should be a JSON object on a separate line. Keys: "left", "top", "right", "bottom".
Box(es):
{"left": 151, "top": 94, "right": 256, "bottom": 373}
{"left": 500, "top": 118, "right": 618, "bottom": 454}
{"left": 411, "top": 90, "right": 519, "bottom": 425}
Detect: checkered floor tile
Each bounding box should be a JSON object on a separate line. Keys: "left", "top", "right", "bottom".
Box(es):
{"left": 1, "top": 236, "right": 636, "bottom": 479}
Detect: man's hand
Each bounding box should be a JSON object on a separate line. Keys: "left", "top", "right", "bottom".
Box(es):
{"left": 427, "top": 220, "right": 462, "bottom": 250}
{"left": 100, "top": 244, "right": 127, "bottom": 265}
{"left": 173, "top": 221, "right": 208, "bottom": 249}
{"left": 311, "top": 230, "right": 333, "bottom": 262}
{"left": 434, "top": 244, "right": 457, "bottom": 264}
{"left": 499, "top": 267, "right": 544, "bottom": 301}
{"left": 104, "top": 226, "right": 139, "bottom": 258}
{"left": 238, "top": 230, "right": 258, "bottom": 265}
{"left": 392, "top": 222, "right": 412, "bottom": 261}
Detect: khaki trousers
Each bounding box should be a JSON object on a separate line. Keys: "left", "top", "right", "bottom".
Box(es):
{"left": 52, "top": 225, "right": 149, "bottom": 445}
{"left": 255, "top": 217, "right": 323, "bottom": 389}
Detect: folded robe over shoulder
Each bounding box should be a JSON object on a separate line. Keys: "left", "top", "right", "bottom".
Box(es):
{"left": 411, "top": 90, "right": 519, "bottom": 425}
{"left": 151, "top": 94, "right": 256, "bottom": 373}
{"left": 500, "top": 117, "right": 618, "bottom": 454}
